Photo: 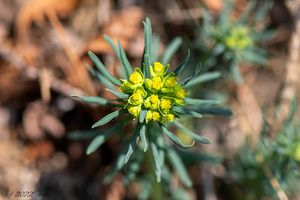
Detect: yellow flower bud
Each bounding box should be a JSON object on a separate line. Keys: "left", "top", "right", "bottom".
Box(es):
{"left": 152, "top": 111, "right": 160, "bottom": 121}
{"left": 129, "top": 92, "right": 143, "bottom": 105}
{"left": 160, "top": 98, "right": 172, "bottom": 110}
{"left": 165, "top": 76, "right": 177, "bottom": 88}
{"left": 166, "top": 113, "right": 174, "bottom": 122}
{"left": 146, "top": 110, "right": 153, "bottom": 123}
{"left": 128, "top": 105, "right": 141, "bottom": 118}
{"left": 129, "top": 69, "right": 143, "bottom": 85}
{"left": 175, "top": 87, "right": 186, "bottom": 99}
{"left": 152, "top": 77, "right": 163, "bottom": 90}
{"left": 153, "top": 62, "right": 165, "bottom": 74}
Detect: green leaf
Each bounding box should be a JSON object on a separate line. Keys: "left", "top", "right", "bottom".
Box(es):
{"left": 106, "top": 89, "right": 129, "bottom": 99}
{"left": 237, "top": 0, "right": 255, "bottom": 23}
{"left": 187, "top": 107, "right": 233, "bottom": 117}
{"left": 88, "top": 51, "right": 121, "bottom": 85}
{"left": 255, "top": 1, "right": 273, "bottom": 21}
{"left": 177, "top": 150, "right": 222, "bottom": 165}
{"left": 182, "top": 63, "right": 202, "bottom": 85}
{"left": 139, "top": 110, "right": 147, "bottom": 123}
{"left": 151, "top": 34, "right": 160, "bottom": 63}
{"left": 174, "top": 49, "right": 190, "bottom": 76}
{"left": 139, "top": 124, "right": 148, "bottom": 152}
{"left": 69, "top": 130, "right": 99, "bottom": 140}
{"left": 86, "top": 130, "right": 115, "bottom": 155}
{"left": 71, "top": 95, "right": 108, "bottom": 105}
{"left": 143, "top": 17, "right": 152, "bottom": 63}
{"left": 167, "top": 148, "right": 192, "bottom": 187}
{"left": 150, "top": 142, "right": 163, "bottom": 182}
{"left": 103, "top": 35, "right": 120, "bottom": 58}
{"left": 162, "top": 126, "right": 194, "bottom": 148}
{"left": 89, "top": 67, "right": 116, "bottom": 90}
{"left": 242, "top": 50, "right": 268, "bottom": 65}
{"left": 144, "top": 54, "right": 151, "bottom": 78}
{"left": 184, "top": 71, "right": 221, "bottom": 88}
{"left": 118, "top": 40, "right": 133, "bottom": 77}
{"left": 230, "top": 62, "right": 243, "bottom": 84}
{"left": 161, "top": 37, "right": 183, "bottom": 65}
{"left": 184, "top": 98, "right": 220, "bottom": 107}
{"left": 124, "top": 130, "right": 139, "bottom": 164}
{"left": 92, "top": 110, "right": 122, "bottom": 128}
{"left": 172, "top": 106, "right": 203, "bottom": 118}
{"left": 173, "top": 121, "right": 211, "bottom": 144}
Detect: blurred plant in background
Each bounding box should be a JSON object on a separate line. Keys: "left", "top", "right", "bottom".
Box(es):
{"left": 195, "top": 0, "right": 274, "bottom": 83}
{"left": 225, "top": 99, "right": 300, "bottom": 199}
{"left": 71, "top": 18, "right": 231, "bottom": 199}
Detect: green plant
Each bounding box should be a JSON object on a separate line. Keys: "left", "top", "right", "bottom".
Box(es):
{"left": 195, "top": 0, "right": 274, "bottom": 83}
{"left": 227, "top": 99, "right": 300, "bottom": 199}
{"left": 70, "top": 18, "right": 231, "bottom": 199}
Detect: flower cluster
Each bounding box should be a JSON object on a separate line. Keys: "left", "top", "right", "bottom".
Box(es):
{"left": 224, "top": 26, "right": 253, "bottom": 50}
{"left": 120, "top": 62, "right": 186, "bottom": 123}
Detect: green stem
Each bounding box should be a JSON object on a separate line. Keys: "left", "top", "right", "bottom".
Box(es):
{"left": 145, "top": 126, "right": 164, "bottom": 200}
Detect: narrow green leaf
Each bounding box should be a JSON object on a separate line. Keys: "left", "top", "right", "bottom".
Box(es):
{"left": 230, "top": 62, "right": 243, "bottom": 84}
{"left": 173, "top": 121, "right": 211, "bottom": 144}
{"left": 139, "top": 110, "right": 147, "bottom": 123}
{"left": 88, "top": 51, "right": 121, "bottom": 85}
{"left": 162, "top": 126, "right": 194, "bottom": 148}
{"left": 184, "top": 107, "right": 233, "bottom": 117}
{"left": 161, "top": 37, "right": 183, "bottom": 65}
{"left": 184, "top": 71, "right": 221, "bottom": 88}
{"left": 92, "top": 110, "right": 122, "bottom": 128}
{"left": 106, "top": 88, "right": 129, "bottom": 99}
{"left": 184, "top": 98, "right": 220, "bottom": 107}
{"left": 118, "top": 40, "right": 132, "bottom": 77}
{"left": 167, "top": 148, "right": 192, "bottom": 187}
{"left": 139, "top": 124, "right": 148, "bottom": 152}
{"left": 103, "top": 35, "right": 120, "bottom": 58}
{"left": 69, "top": 122, "right": 124, "bottom": 140}
{"left": 71, "top": 95, "right": 108, "bottom": 105}
{"left": 86, "top": 129, "right": 116, "bottom": 154}
{"left": 143, "top": 17, "right": 152, "bottom": 62}
{"left": 144, "top": 54, "right": 151, "bottom": 78}
{"left": 182, "top": 63, "right": 202, "bottom": 85}
{"left": 124, "top": 131, "right": 139, "bottom": 164}
{"left": 174, "top": 49, "right": 190, "bottom": 75}
{"left": 89, "top": 67, "right": 116, "bottom": 90}
{"left": 151, "top": 34, "right": 160, "bottom": 63}
{"left": 237, "top": 0, "right": 255, "bottom": 23}
{"left": 172, "top": 106, "right": 203, "bottom": 118}
{"left": 150, "top": 142, "right": 162, "bottom": 182}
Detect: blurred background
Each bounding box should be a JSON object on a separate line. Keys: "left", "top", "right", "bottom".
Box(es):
{"left": 0, "top": 0, "right": 299, "bottom": 199}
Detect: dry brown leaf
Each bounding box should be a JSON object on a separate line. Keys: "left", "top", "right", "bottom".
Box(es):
{"left": 86, "top": 6, "right": 143, "bottom": 54}
{"left": 16, "top": 0, "right": 79, "bottom": 43}
{"left": 237, "top": 83, "right": 263, "bottom": 145}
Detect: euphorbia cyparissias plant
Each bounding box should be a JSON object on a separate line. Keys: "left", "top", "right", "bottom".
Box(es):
{"left": 72, "top": 17, "right": 231, "bottom": 185}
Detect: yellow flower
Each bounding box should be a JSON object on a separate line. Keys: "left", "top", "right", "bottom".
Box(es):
{"left": 152, "top": 111, "right": 160, "bottom": 121}
{"left": 166, "top": 113, "right": 174, "bottom": 122}
{"left": 129, "top": 92, "right": 143, "bottom": 105}
{"left": 175, "top": 87, "right": 186, "bottom": 99}
{"left": 153, "top": 62, "right": 165, "bottom": 75}
{"left": 129, "top": 68, "right": 144, "bottom": 85}
{"left": 146, "top": 110, "right": 153, "bottom": 123}
{"left": 152, "top": 76, "right": 163, "bottom": 90}
{"left": 120, "top": 61, "right": 187, "bottom": 123}
{"left": 128, "top": 105, "right": 141, "bottom": 118}
{"left": 160, "top": 98, "right": 172, "bottom": 110}
{"left": 164, "top": 76, "right": 177, "bottom": 88}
